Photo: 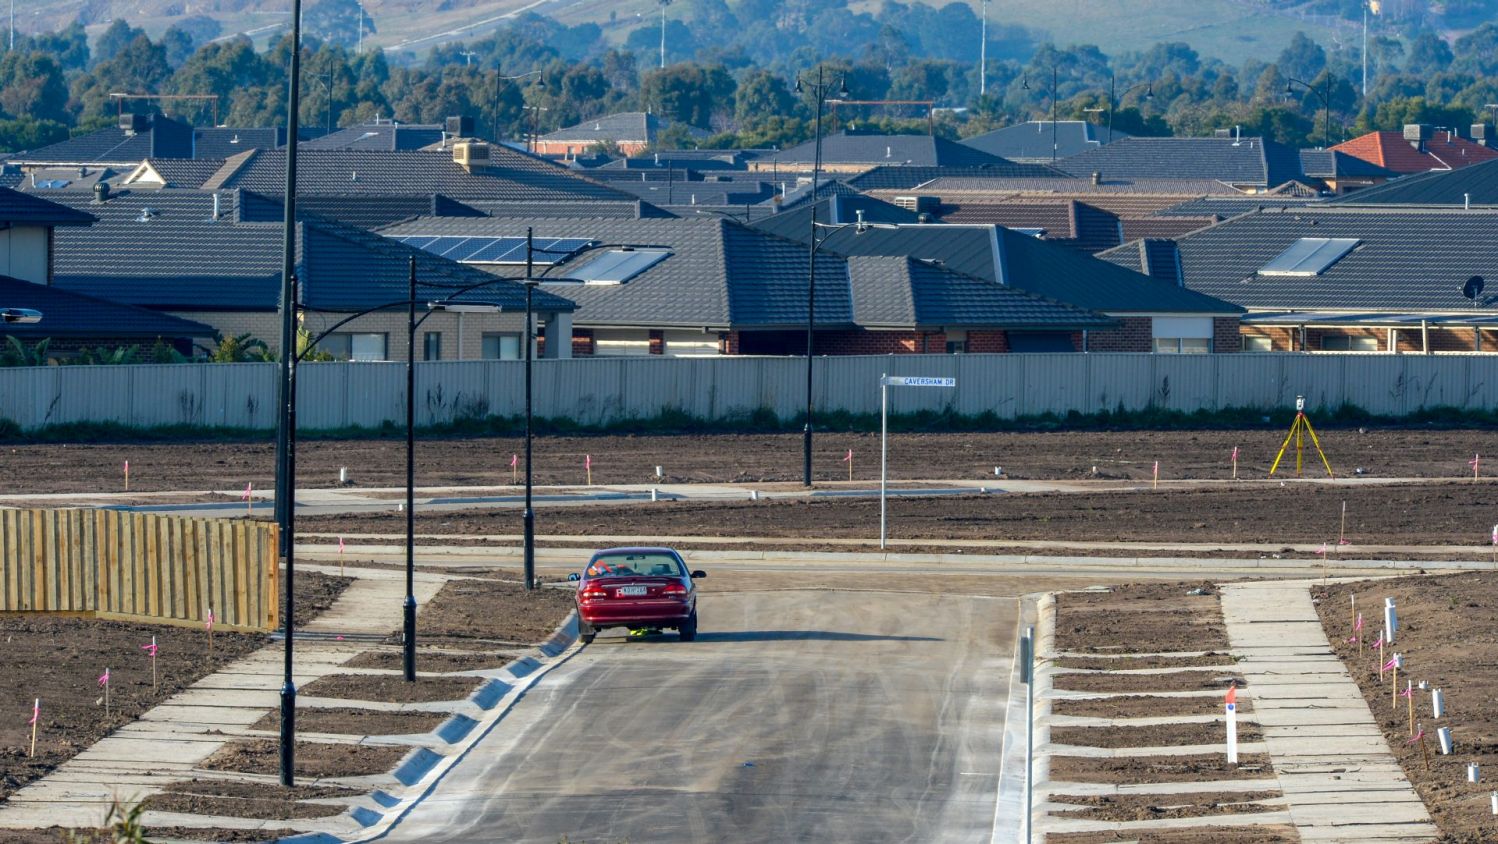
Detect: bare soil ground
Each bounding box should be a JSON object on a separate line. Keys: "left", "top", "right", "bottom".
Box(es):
{"left": 391, "top": 578, "right": 575, "bottom": 647}
{"left": 1046, "top": 825, "right": 1299, "bottom": 843}
{"left": 1054, "top": 670, "right": 1244, "bottom": 694}
{"left": 1050, "top": 722, "right": 1263, "bottom": 749}
{"left": 1050, "top": 753, "right": 1274, "bottom": 784}
{"left": 1053, "top": 583, "right": 1230, "bottom": 654}
{"left": 142, "top": 779, "right": 356, "bottom": 820}
{"left": 305, "top": 478, "right": 1498, "bottom": 550}
{"left": 0, "top": 572, "right": 350, "bottom": 804}
{"left": 342, "top": 649, "right": 517, "bottom": 673}
{"left": 251, "top": 707, "right": 448, "bottom": 737}
{"left": 1313, "top": 571, "right": 1498, "bottom": 843}
{"left": 6, "top": 428, "right": 1497, "bottom": 493}
{"left": 296, "top": 674, "right": 482, "bottom": 704}
{"left": 1050, "top": 790, "right": 1282, "bottom": 821}
{"left": 1054, "top": 654, "right": 1235, "bottom": 670}
{"left": 1053, "top": 695, "right": 1254, "bottom": 719}
{"left": 200, "top": 739, "right": 409, "bottom": 779}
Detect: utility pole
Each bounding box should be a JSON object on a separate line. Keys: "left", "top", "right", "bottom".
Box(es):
{"left": 1362, "top": 2, "right": 1368, "bottom": 99}
{"left": 9, "top": 0, "right": 14, "bottom": 52}
{"left": 357, "top": 1, "right": 363, "bottom": 54}
{"left": 659, "top": 0, "right": 670, "bottom": 69}
{"left": 979, "top": 0, "right": 988, "bottom": 97}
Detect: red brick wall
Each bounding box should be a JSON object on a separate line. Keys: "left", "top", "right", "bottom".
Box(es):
{"left": 718, "top": 331, "right": 740, "bottom": 355}
{"left": 816, "top": 330, "right": 947, "bottom": 355}
{"left": 1213, "top": 317, "right": 1242, "bottom": 353}
{"left": 1085, "top": 317, "right": 1153, "bottom": 352}
{"left": 967, "top": 331, "right": 1010, "bottom": 353}
{"left": 572, "top": 329, "right": 595, "bottom": 356}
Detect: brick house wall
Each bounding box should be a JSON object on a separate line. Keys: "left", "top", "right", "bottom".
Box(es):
{"left": 572, "top": 329, "right": 595, "bottom": 356}
{"left": 648, "top": 330, "right": 664, "bottom": 355}
{"left": 967, "top": 330, "right": 1010, "bottom": 353}
{"left": 816, "top": 330, "right": 948, "bottom": 355}
{"left": 1213, "top": 317, "right": 1242, "bottom": 353}
{"left": 718, "top": 331, "right": 741, "bottom": 355}
{"left": 1084, "top": 317, "right": 1153, "bottom": 352}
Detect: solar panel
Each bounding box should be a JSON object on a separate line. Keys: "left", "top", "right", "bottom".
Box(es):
{"left": 1257, "top": 237, "right": 1360, "bottom": 277}
{"left": 571, "top": 249, "right": 670, "bottom": 284}
{"left": 388, "top": 235, "right": 593, "bottom": 266}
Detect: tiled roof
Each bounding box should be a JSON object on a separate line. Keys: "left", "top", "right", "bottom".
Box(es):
{"left": 44, "top": 189, "right": 573, "bottom": 314}
{"left": 765, "top": 132, "right": 1016, "bottom": 168}
{"left": 1097, "top": 205, "right": 1498, "bottom": 313}
{"left": 375, "top": 215, "right": 853, "bottom": 329}
{"left": 0, "top": 275, "right": 214, "bottom": 340}
{"left": 302, "top": 124, "right": 446, "bottom": 151}
{"left": 930, "top": 200, "right": 1122, "bottom": 253}
{"left": 540, "top": 112, "right": 708, "bottom": 144}
{"left": 909, "top": 176, "right": 1240, "bottom": 195}
{"left": 775, "top": 222, "right": 1239, "bottom": 315}
{"left": 847, "top": 255, "right": 1114, "bottom": 330}
{"left": 0, "top": 187, "right": 95, "bottom": 226}
{"left": 846, "top": 163, "right": 1067, "bottom": 190}
{"left": 1057, "top": 136, "right": 1304, "bottom": 187}
{"left": 126, "top": 158, "right": 228, "bottom": 189}
{"left": 205, "top": 148, "right": 638, "bottom": 203}
{"left": 750, "top": 194, "right": 922, "bottom": 242}
{"left": 960, "top": 121, "right": 1126, "bottom": 162}
{"left": 1155, "top": 196, "right": 1320, "bottom": 217}
{"left": 1299, "top": 149, "right": 1394, "bottom": 179}
{"left": 1120, "top": 216, "right": 1218, "bottom": 241}
{"left": 193, "top": 127, "right": 284, "bottom": 159}
{"left": 231, "top": 190, "right": 486, "bottom": 230}
{"left": 1326, "top": 157, "right": 1498, "bottom": 206}
{"left": 1331, "top": 130, "right": 1498, "bottom": 175}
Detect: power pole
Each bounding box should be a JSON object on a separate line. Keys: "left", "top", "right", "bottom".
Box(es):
{"left": 659, "top": 0, "right": 670, "bottom": 69}
{"left": 979, "top": 0, "right": 988, "bottom": 97}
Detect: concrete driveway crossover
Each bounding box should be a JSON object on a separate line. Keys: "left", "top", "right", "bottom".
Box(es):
{"left": 378, "top": 589, "right": 1017, "bottom": 843}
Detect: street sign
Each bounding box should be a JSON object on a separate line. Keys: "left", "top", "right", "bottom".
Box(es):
{"left": 881, "top": 376, "right": 956, "bottom": 388}
{"left": 880, "top": 373, "right": 957, "bottom": 548}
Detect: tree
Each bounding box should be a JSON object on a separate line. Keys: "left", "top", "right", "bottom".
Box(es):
{"left": 93, "top": 19, "right": 146, "bottom": 67}
{"left": 1275, "top": 32, "right": 1326, "bottom": 82}
{"left": 21, "top": 23, "right": 89, "bottom": 71}
{"left": 0, "top": 52, "right": 69, "bottom": 124}
{"left": 0, "top": 118, "right": 69, "bottom": 153}
{"left": 639, "top": 63, "right": 735, "bottom": 129}
{"left": 1452, "top": 23, "right": 1498, "bottom": 78}
{"left": 304, "top": 0, "right": 375, "bottom": 50}
{"left": 734, "top": 69, "right": 794, "bottom": 127}
{"left": 1406, "top": 31, "right": 1453, "bottom": 75}
{"left": 161, "top": 27, "right": 198, "bottom": 69}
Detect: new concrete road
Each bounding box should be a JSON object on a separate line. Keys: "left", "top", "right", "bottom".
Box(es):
{"left": 380, "top": 589, "right": 1017, "bottom": 843}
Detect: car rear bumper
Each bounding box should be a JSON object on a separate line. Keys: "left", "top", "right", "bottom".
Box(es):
{"left": 579, "top": 600, "right": 694, "bottom": 627}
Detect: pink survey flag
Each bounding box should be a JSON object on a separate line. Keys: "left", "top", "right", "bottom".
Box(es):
{"left": 28, "top": 699, "right": 38, "bottom": 726}
{"left": 843, "top": 448, "right": 853, "bottom": 462}
{"left": 206, "top": 607, "right": 214, "bottom": 632}
{"left": 1399, "top": 685, "right": 1413, "bottom": 699}
{"left": 1491, "top": 523, "right": 1497, "bottom": 546}
{"left": 141, "top": 641, "right": 158, "bottom": 657}
{"left": 1231, "top": 446, "right": 1239, "bottom": 462}
{"left": 1471, "top": 453, "right": 1481, "bottom": 468}
{"left": 242, "top": 482, "right": 252, "bottom": 501}
{"left": 510, "top": 454, "right": 518, "bottom": 468}
{"left": 1383, "top": 655, "right": 1399, "bottom": 672}
{"left": 338, "top": 536, "right": 346, "bottom": 553}
{"left": 1407, "top": 728, "right": 1425, "bottom": 744}
{"left": 1317, "top": 542, "right": 1328, "bottom": 557}
{"left": 585, "top": 454, "right": 592, "bottom": 470}
{"left": 97, "top": 668, "right": 109, "bottom": 687}
{"left": 1355, "top": 612, "right": 1364, "bottom": 631}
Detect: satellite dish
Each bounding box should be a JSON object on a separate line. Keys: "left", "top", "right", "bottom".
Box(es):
{"left": 1463, "top": 275, "right": 1485, "bottom": 301}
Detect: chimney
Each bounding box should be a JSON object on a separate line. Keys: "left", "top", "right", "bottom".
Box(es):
{"left": 1091, "top": 170, "right": 1102, "bottom": 186}
{"left": 1473, "top": 123, "right": 1495, "bottom": 148}
{"left": 452, "top": 141, "right": 491, "bottom": 173}
{"left": 445, "top": 115, "right": 475, "bottom": 137}
{"left": 120, "top": 113, "right": 148, "bottom": 136}
{"left": 1403, "top": 123, "right": 1431, "bottom": 151}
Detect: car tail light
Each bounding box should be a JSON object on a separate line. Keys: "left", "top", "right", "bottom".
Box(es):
{"left": 580, "top": 585, "right": 608, "bottom": 600}
{"left": 662, "top": 582, "right": 689, "bottom": 598}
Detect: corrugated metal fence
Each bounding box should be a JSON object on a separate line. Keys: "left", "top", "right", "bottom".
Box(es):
{"left": 0, "top": 509, "right": 279, "bottom": 632}
{"left": 1, "top": 354, "right": 1496, "bottom": 430}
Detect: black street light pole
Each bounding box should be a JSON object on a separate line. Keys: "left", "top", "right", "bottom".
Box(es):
{"left": 794, "top": 66, "right": 847, "bottom": 488}
{"left": 491, "top": 69, "right": 542, "bottom": 145}
{"left": 1021, "top": 66, "right": 1060, "bottom": 162}
{"left": 523, "top": 228, "right": 536, "bottom": 591}
{"left": 1286, "top": 75, "right": 1335, "bottom": 147}
{"left": 403, "top": 256, "right": 417, "bottom": 680}
{"left": 1107, "top": 76, "right": 1153, "bottom": 145}
{"left": 275, "top": 0, "right": 305, "bottom": 790}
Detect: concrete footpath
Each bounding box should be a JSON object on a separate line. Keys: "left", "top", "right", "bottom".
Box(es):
{"left": 1220, "top": 580, "right": 1437, "bottom": 842}
{"left": 0, "top": 565, "right": 450, "bottom": 836}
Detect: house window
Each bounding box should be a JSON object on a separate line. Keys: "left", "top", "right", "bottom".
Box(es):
{"left": 1244, "top": 336, "right": 1274, "bottom": 352}
{"left": 481, "top": 333, "right": 522, "bottom": 360}
{"left": 320, "top": 332, "right": 388, "bottom": 361}
{"left": 945, "top": 329, "right": 967, "bottom": 354}
{"left": 423, "top": 331, "right": 442, "bottom": 361}
{"left": 1321, "top": 334, "right": 1378, "bottom": 351}
{"left": 1154, "top": 337, "right": 1212, "bottom": 354}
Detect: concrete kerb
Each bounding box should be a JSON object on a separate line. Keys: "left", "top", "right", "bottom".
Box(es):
{"left": 299, "top": 609, "right": 584, "bottom": 844}
{"left": 993, "top": 592, "right": 1038, "bottom": 844}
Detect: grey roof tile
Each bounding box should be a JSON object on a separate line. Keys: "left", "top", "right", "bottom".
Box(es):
{"left": 1058, "top": 136, "right": 1304, "bottom": 187}
{"left": 0, "top": 275, "right": 214, "bottom": 339}
{"left": 1326, "top": 156, "right": 1498, "bottom": 206}
{"left": 847, "top": 255, "right": 1115, "bottom": 329}
{"left": 767, "top": 132, "right": 1014, "bottom": 168}
{"left": 846, "top": 163, "right": 1067, "bottom": 190}
{"left": 960, "top": 121, "right": 1126, "bottom": 162}
{"left": 302, "top": 124, "right": 446, "bottom": 151}
{"left": 0, "top": 187, "right": 95, "bottom": 226}
{"left": 540, "top": 112, "right": 708, "bottom": 144}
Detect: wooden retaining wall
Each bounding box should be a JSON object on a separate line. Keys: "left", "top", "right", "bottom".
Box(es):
{"left": 0, "top": 509, "right": 279, "bottom": 632}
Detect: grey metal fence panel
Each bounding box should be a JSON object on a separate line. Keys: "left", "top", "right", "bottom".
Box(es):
{"left": 1215, "top": 354, "right": 1284, "bottom": 411}
{"left": 128, "top": 364, "right": 213, "bottom": 427}
{"left": 1401, "top": 356, "right": 1471, "bottom": 410}
{"left": 1277, "top": 355, "right": 1345, "bottom": 412}
{"left": 1087, "top": 354, "right": 1155, "bottom": 412}
{"left": 1153, "top": 356, "right": 1218, "bottom": 412}
{"left": 201, "top": 363, "right": 276, "bottom": 428}
{"left": 55, "top": 366, "right": 133, "bottom": 425}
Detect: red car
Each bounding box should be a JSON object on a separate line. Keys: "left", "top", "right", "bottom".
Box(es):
{"left": 568, "top": 547, "right": 705, "bottom": 644}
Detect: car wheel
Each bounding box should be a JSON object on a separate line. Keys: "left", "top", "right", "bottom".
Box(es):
{"left": 581, "top": 632, "right": 596, "bottom": 645}
{"left": 678, "top": 612, "right": 698, "bottom": 642}
{"left": 578, "top": 618, "right": 596, "bottom": 645}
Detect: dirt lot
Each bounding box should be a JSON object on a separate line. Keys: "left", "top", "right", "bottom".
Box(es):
{"left": 303, "top": 478, "right": 1498, "bottom": 549}
{"left": 201, "top": 739, "right": 409, "bottom": 779}
{"left": 1050, "top": 790, "right": 1282, "bottom": 821}
{"left": 297, "top": 674, "right": 482, "bottom": 704}
{"left": 0, "top": 572, "right": 349, "bottom": 805}
{"left": 1054, "top": 670, "right": 1244, "bottom": 694}
{"left": 1049, "top": 753, "right": 1274, "bottom": 784}
{"left": 142, "top": 779, "right": 356, "bottom": 820}
{"left": 252, "top": 706, "right": 448, "bottom": 737}
{"left": 6, "top": 427, "right": 1497, "bottom": 493}
{"left": 1046, "top": 826, "right": 1299, "bottom": 843}
{"left": 392, "top": 578, "right": 576, "bottom": 647}
{"left": 1313, "top": 571, "right": 1498, "bottom": 843}
{"left": 1053, "top": 583, "right": 1230, "bottom": 654}
{"left": 1050, "top": 722, "right": 1263, "bottom": 749}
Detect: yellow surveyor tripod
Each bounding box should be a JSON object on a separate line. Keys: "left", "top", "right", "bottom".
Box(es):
{"left": 1269, "top": 396, "right": 1334, "bottom": 478}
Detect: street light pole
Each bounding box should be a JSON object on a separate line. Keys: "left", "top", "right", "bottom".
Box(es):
{"left": 1286, "top": 75, "right": 1335, "bottom": 147}
{"left": 1107, "top": 76, "right": 1152, "bottom": 145}
{"left": 659, "top": 0, "right": 670, "bottom": 69}
{"left": 979, "top": 0, "right": 988, "bottom": 97}
{"left": 275, "top": 0, "right": 305, "bottom": 790}
{"left": 523, "top": 228, "right": 536, "bottom": 591}
{"left": 403, "top": 256, "right": 417, "bottom": 681}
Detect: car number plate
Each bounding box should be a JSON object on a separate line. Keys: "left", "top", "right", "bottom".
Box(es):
{"left": 616, "top": 585, "right": 648, "bottom": 596}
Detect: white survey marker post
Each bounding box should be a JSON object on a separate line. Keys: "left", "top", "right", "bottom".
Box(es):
{"left": 1225, "top": 682, "right": 1239, "bottom": 764}
{"left": 879, "top": 373, "right": 956, "bottom": 548}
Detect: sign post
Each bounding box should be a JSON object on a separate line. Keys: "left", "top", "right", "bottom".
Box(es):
{"left": 880, "top": 374, "right": 956, "bottom": 548}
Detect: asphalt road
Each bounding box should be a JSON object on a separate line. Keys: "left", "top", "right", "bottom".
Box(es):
{"left": 380, "top": 588, "right": 1017, "bottom": 843}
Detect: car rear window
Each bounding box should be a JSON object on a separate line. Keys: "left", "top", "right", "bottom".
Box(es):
{"left": 587, "top": 553, "right": 683, "bottom": 578}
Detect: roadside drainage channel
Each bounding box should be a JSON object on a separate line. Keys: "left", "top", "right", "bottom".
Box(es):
{"left": 277, "top": 611, "right": 583, "bottom": 844}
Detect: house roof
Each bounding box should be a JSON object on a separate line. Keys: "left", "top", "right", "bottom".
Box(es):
{"left": 539, "top": 112, "right": 708, "bottom": 145}
{"left": 765, "top": 132, "right": 1017, "bottom": 169}
{"left": 194, "top": 127, "right": 285, "bottom": 159}
{"left": 232, "top": 190, "right": 488, "bottom": 230}
{"left": 908, "top": 176, "right": 1241, "bottom": 195}
{"left": 1298, "top": 149, "right": 1395, "bottom": 179}
{"left": 1097, "top": 205, "right": 1498, "bottom": 313}
{"left": 0, "top": 187, "right": 95, "bottom": 226}
{"left": 845, "top": 163, "right": 1067, "bottom": 191}
{"left": 43, "top": 189, "right": 574, "bottom": 314}
{"left": 1154, "top": 196, "right": 1320, "bottom": 217}
{"left": 14, "top": 118, "right": 282, "bottom": 166}
{"left": 769, "top": 221, "right": 1240, "bottom": 316}
{"left": 847, "top": 255, "right": 1115, "bottom": 330}
{"left": 200, "top": 148, "right": 638, "bottom": 204}
{"left": 1325, "top": 156, "right": 1498, "bottom": 207}
{"left": 750, "top": 194, "right": 922, "bottom": 242}
{"left": 301, "top": 123, "right": 446, "bottom": 151}
{"left": 1331, "top": 130, "right": 1498, "bottom": 175}
{"left": 960, "top": 121, "right": 1127, "bottom": 162}
{"left": 0, "top": 275, "right": 215, "bottom": 339}
{"left": 375, "top": 215, "right": 852, "bottom": 330}
{"left": 1057, "top": 136, "right": 1304, "bottom": 187}
{"left": 124, "top": 158, "right": 228, "bottom": 189}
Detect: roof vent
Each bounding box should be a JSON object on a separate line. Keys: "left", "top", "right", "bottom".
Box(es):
{"left": 452, "top": 141, "right": 491, "bottom": 173}
{"left": 1404, "top": 123, "right": 1431, "bottom": 150}
{"left": 351, "top": 171, "right": 357, "bottom": 181}
{"left": 1091, "top": 170, "right": 1102, "bottom": 186}
{"left": 136, "top": 208, "right": 157, "bottom": 222}
{"left": 892, "top": 195, "right": 938, "bottom": 214}
{"left": 445, "top": 115, "right": 474, "bottom": 137}
{"left": 120, "top": 113, "right": 148, "bottom": 135}
{"left": 92, "top": 181, "right": 110, "bottom": 204}
{"left": 1473, "top": 123, "right": 1495, "bottom": 148}
{"left": 886, "top": 145, "right": 893, "bottom": 158}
